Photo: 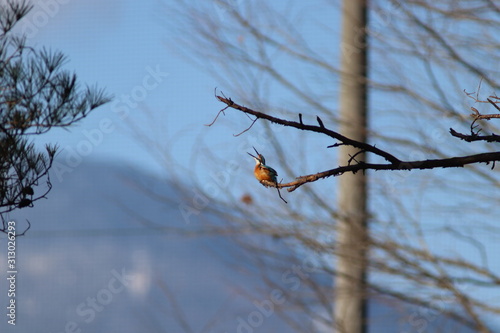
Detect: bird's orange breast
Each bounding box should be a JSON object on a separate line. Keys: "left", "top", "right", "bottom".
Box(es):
{"left": 254, "top": 165, "right": 275, "bottom": 181}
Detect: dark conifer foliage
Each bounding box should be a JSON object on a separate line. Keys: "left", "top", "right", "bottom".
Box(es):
{"left": 0, "top": 1, "right": 111, "bottom": 232}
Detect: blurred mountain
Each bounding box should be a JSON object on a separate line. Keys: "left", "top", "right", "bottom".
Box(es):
{"left": 0, "top": 159, "right": 480, "bottom": 332}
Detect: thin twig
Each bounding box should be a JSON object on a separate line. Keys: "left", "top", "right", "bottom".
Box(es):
{"left": 347, "top": 150, "right": 365, "bottom": 165}
{"left": 233, "top": 117, "right": 258, "bottom": 137}
{"left": 205, "top": 88, "right": 232, "bottom": 126}
{"left": 205, "top": 105, "right": 229, "bottom": 126}
{"left": 276, "top": 186, "right": 287, "bottom": 204}
{"left": 471, "top": 113, "right": 500, "bottom": 120}
{"left": 488, "top": 98, "right": 500, "bottom": 112}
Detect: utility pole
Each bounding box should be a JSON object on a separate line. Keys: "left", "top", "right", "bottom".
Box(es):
{"left": 334, "top": 0, "right": 368, "bottom": 332}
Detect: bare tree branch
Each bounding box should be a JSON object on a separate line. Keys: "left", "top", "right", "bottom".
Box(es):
{"left": 214, "top": 95, "right": 500, "bottom": 192}
{"left": 214, "top": 95, "right": 400, "bottom": 164}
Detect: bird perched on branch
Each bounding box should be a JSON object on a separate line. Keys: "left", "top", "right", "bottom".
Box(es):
{"left": 248, "top": 147, "right": 278, "bottom": 186}
{"left": 248, "top": 147, "right": 287, "bottom": 203}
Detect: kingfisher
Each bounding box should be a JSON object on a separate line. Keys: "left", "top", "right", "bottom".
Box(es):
{"left": 247, "top": 147, "right": 278, "bottom": 186}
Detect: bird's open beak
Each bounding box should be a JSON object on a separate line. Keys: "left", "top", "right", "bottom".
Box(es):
{"left": 247, "top": 146, "right": 260, "bottom": 160}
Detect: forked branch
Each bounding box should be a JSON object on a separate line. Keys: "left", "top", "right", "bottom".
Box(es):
{"left": 211, "top": 94, "right": 500, "bottom": 193}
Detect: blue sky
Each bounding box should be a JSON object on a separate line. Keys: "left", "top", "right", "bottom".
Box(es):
{"left": 7, "top": 0, "right": 500, "bottom": 329}
{"left": 20, "top": 0, "right": 222, "bottom": 176}
{"left": 19, "top": 0, "right": 342, "bottom": 202}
